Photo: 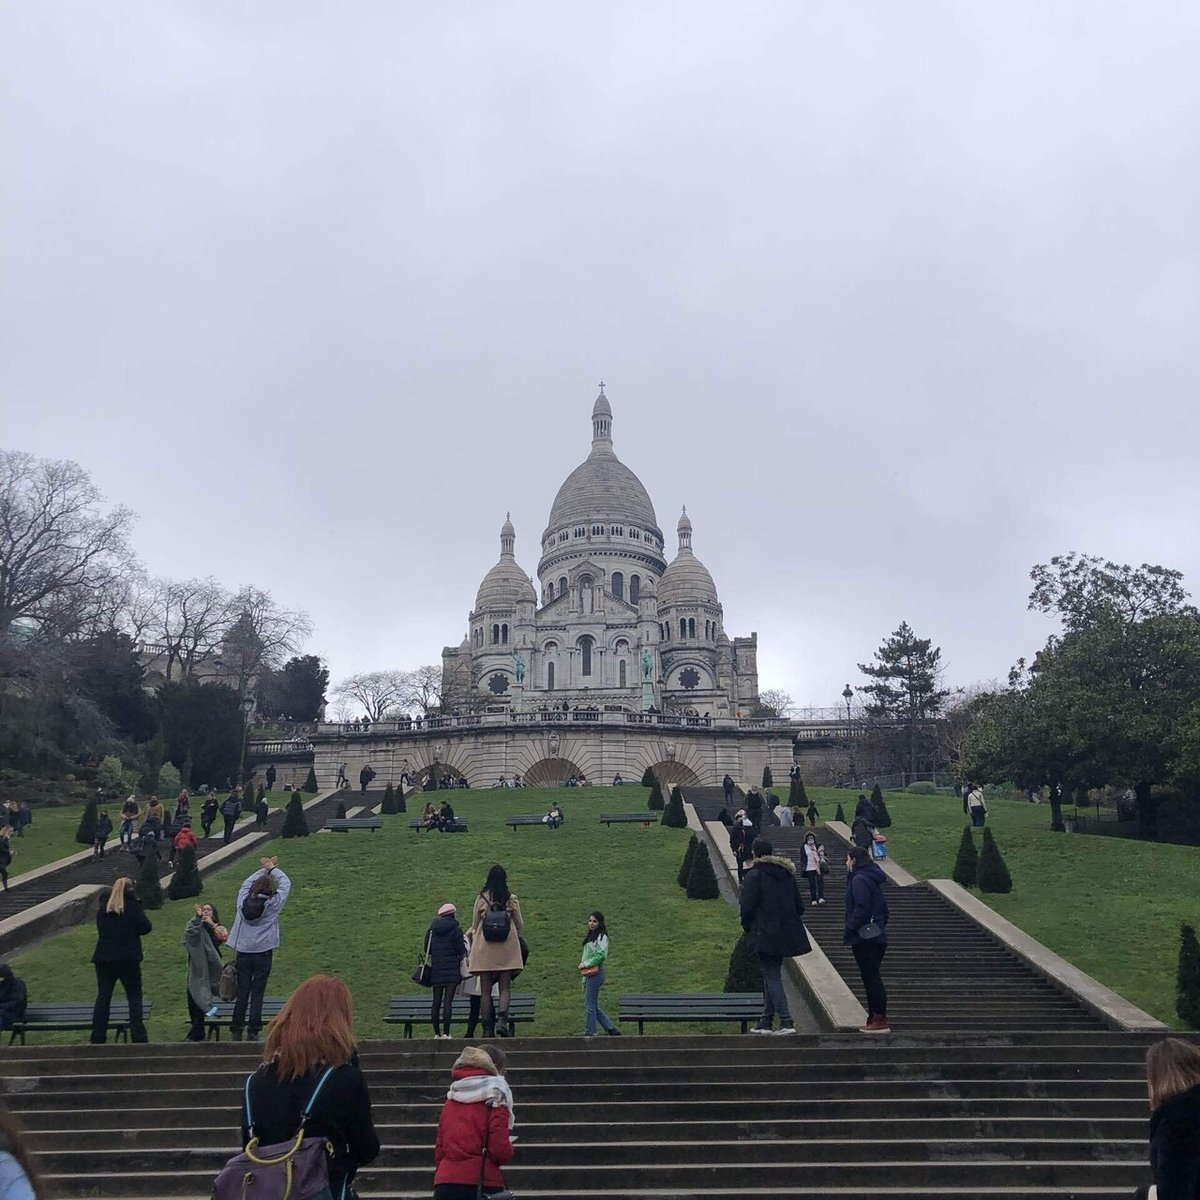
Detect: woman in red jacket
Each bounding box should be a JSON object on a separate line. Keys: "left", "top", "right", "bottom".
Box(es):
{"left": 433, "top": 1044, "right": 515, "bottom": 1199}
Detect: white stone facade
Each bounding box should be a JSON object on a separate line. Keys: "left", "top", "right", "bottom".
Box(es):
{"left": 441, "top": 389, "right": 760, "bottom": 717}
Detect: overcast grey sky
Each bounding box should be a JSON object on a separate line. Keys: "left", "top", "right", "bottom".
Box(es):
{"left": 4, "top": 2, "right": 1198, "bottom": 707}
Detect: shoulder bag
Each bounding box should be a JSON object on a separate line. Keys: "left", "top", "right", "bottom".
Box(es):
{"left": 476, "top": 1143, "right": 515, "bottom": 1200}
{"left": 212, "top": 1066, "right": 336, "bottom": 1200}
{"left": 219, "top": 961, "right": 239, "bottom": 1001}
{"left": 857, "top": 920, "right": 883, "bottom": 940}
{"left": 412, "top": 930, "right": 433, "bottom": 987}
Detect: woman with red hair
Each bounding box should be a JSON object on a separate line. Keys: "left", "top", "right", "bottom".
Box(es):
{"left": 239, "top": 975, "right": 379, "bottom": 1200}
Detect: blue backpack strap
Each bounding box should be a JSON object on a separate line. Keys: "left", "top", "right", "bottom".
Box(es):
{"left": 300, "top": 1066, "right": 337, "bottom": 1124}
{"left": 244, "top": 1071, "right": 257, "bottom": 1136}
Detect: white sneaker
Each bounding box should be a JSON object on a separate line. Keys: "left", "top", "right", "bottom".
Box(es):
{"left": 205, "top": 1004, "right": 220, "bottom": 1017}
{"left": 750, "top": 1023, "right": 774, "bottom": 1035}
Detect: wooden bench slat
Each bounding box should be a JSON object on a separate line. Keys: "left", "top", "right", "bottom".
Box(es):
{"left": 385, "top": 993, "right": 535, "bottom": 1037}
{"left": 324, "top": 818, "right": 383, "bottom": 831}
{"left": 617, "top": 992, "right": 762, "bottom": 1035}
{"left": 199, "top": 997, "right": 288, "bottom": 1041}
{"left": 9, "top": 1001, "right": 154, "bottom": 1045}
{"left": 599, "top": 813, "right": 656, "bottom": 825}
{"left": 407, "top": 819, "right": 469, "bottom": 832}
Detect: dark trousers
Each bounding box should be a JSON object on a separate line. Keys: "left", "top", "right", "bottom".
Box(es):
{"left": 232, "top": 949, "right": 273, "bottom": 1037}
{"left": 186, "top": 988, "right": 207, "bottom": 1041}
{"left": 852, "top": 940, "right": 888, "bottom": 1017}
{"left": 757, "top": 953, "right": 791, "bottom": 1024}
{"left": 432, "top": 982, "right": 457, "bottom": 1033}
{"left": 804, "top": 870, "right": 825, "bottom": 902}
{"left": 91, "top": 961, "right": 147, "bottom": 1043}
{"left": 465, "top": 994, "right": 481, "bottom": 1038}
{"left": 222, "top": 815, "right": 237, "bottom": 845}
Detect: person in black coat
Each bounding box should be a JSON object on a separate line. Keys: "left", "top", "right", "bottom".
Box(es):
{"left": 854, "top": 793, "right": 876, "bottom": 824}
{"left": 90, "top": 877, "right": 152, "bottom": 1043}
{"left": 844, "top": 844, "right": 890, "bottom": 1034}
{"left": 426, "top": 903, "right": 466, "bottom": 1037}
{"left": 1138, "top": 1038, "right": 1200, "bottom": 1200}
{"left": 239, "top": 976, "right": 379, "bottom": 1200}
{"left": 0, "top": 963, "right": 28, "bottom": 1031}
{"left": 739, "top": 837, "right": 811, "bottom": 1035}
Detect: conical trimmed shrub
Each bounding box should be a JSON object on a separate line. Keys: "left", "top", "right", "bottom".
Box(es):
{"left": 952, "top": 827, "right": 978, "bottom": 888}
{"left": 303, "top": 766, "right": 319, "bottom": 793}
{"left": 167, "top": 845, "right": 202, "bottom": 900}
{"left": 647, "top": 780, "right": 665, "bottom": 811}
{"left": 788, "top": 775, "right": 809, "bottom": 808}
{"left": 641, "top": 767, "right": 656, "bottom": 787}
{"left": 686, "top": 842, "right": 720, "bottom": 899}
{"left": 75, "top": 798, "right": 99, "bottom": 846}
{"left": 281, "top": 790, "right": 309, "bottom": 838}
{"left": 136, "top": 850, "right": 163, "bottom": 909}
{"left": 381, "top": 782, "right": 397, "bottom": 815}
{"left": 1178, "top": 924, "right": 1200, "bottom": 1029}
{"left": 335, "top": 800, "right": 347, "bottom": 819}
{"left": 724, "top": 932, "right": 761, "bottom": 992}
{"left": 834, "top": 802, "right": 846, "bottom": 823}
{"left": 977, "top": 827, "right": 1012, "bottom": 893}
{"left": 873, "top": 790, "right": 892, "bottom": 829}
{"left": 256, "top": 783, "right": 265, "bottom": 803}
{"left": 762, "top": 766, "right": 773, "bottom": 788}
{"left": 677, "top": 834, "right": 698, "bottom": 887}
{"left": 662, "top": 785, "right": 687, "bottom": 828}
{"left": 396, "top": 785, "right": 407, "bottom": 813}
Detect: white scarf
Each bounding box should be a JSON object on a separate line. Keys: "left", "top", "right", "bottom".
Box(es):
{"left": 447, "top": 1072, "right": 516, "bottom": 1130}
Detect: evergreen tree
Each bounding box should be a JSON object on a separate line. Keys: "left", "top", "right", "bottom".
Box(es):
{"left": 75, "top": 798, "right": 99, "bottom": 846}
{"left": 136, "top": 850, "right": 163, "bottom": 909}
{"left": 303, "top": 765, "right": 319, "bottom": 793}
{"left": 1178, "top": 923, "right": 1200, "bottom": 1029}
{"left": 282, "top": 790, "right": 310, "bottom": 838}
{"left": 952, "top": 827, "right": 978, "bottom": 888}
{"left": 181, "top": 751, "right": 193, "bottom": 790}
{"left": 762, "top": 766, "right": 773, "bottom": 788}
{"left": 156, "top": 762, "right": 181, "bottom": 799}
{"left": 381, "top": 782, "right": 397, "bottom": 815}
{"left": 140, "top": 732, "right": 166, "bottom": 794}
{"left": 686, "top": 842, "right": 720, "bottom": 899}
{"left": 335, "top": 800, "right": 347, "bottom": 819}
{"left": 167, "top": 845, "right": 202, "bottom": 899}
{"left": 255, "top": 783, "right": 265, "bottom": 804}
{"left": 977, "top": 827, "right": 1013, "bottom": 893}
{"left": 724, "top": 932, "right": 762, "bottom": 992}
{"left": 396, "top": 785, "right": 407, "bottom": 813}
{"left": 647, "top": 779, "right": 665, "bottom": 811}
{"left": 788, "top": 775, "right": 809, "bottom": 808}
{"left": 834, "top": 802, "right": 846, "bottom": 823}
{"left": 677, "top": 834, "right": 698, "bottom": 887}
{"left": 641, "top": 766, "right": 656, "bottom": 787}
{"left": 662, "top": 785, "right": 688, "bottom": 828}
{"left": 872, "top": 784, "right": 892, "bottom": 829}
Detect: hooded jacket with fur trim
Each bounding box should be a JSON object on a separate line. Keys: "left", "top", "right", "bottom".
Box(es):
{"left": 433, "top": 1046, "right": 515, "bottom": 1190}
{"left": 739, "top": 854, "right": 812, "bottom": 958}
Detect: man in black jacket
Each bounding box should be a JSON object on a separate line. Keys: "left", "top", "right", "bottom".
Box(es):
{"left": 0, "top": 963, "right": 27, "bottom": 1031}
{"left": 739, "top": 837, "right": 811, "bottom": 1035}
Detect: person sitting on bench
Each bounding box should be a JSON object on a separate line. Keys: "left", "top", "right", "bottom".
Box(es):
{"left": 437, "top": 799, "right": 456, "bottom": 831}
{"left": 542, "top": 803, "right": 564, "bottom": 829}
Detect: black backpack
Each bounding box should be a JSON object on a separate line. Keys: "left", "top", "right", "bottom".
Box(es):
{"left": 481, "top": 899, "right": 511, "bottom": 943}
{"left": 241, "top": 893, "right": 268, "bottom": 922}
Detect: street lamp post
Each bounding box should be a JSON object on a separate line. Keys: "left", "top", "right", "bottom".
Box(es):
{"left": 239, "top": 693, "right": 255, "bottom": 786}
{"left": 842, "top": 684, "right": 854, "bottom": 730}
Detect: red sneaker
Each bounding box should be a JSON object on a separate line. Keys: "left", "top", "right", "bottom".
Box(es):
{"left": 860, "top": 1015, "right": 891, "bottom": 1034}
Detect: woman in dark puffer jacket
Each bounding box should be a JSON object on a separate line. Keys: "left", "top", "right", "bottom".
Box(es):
{"left": 426, "top": 903, "right": 466, "bottom": 1039}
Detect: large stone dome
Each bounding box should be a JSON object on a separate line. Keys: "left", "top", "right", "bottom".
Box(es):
{"left": 658, "top": 508, "right": 719, "bottom": 606}
{"left": 543, "top": 389, "right": 662, "bottom": 541}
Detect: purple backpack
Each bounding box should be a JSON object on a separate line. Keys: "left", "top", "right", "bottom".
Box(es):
{"left": 212, "top": 1066, "right": 336, "bottom": 1200}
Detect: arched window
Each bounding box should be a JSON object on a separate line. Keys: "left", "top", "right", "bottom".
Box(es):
{"left": 558, "top": 575, "right": 568, "bottom": 597}
{"left": 501, "top": 624, "right": 509, "bottom": 645}
{"left": 629, "top": 574, "right": 641, "bottom": 604}
{"left": 688, "top": 618, "right": 696, "bottom": 639}
{"left": 546, "top": 581, "right": 554, "bottom": 602}
{"left": 611, "top": 571, "right": 624, "bottom": 601}
{"left": 580, "top": 575, "right": 594, "bottom": 614}
{"left": 579, "top": 635, "right": 593, "bottom": 676}
{"left": 547, "top": 661, "right": 555, "bottom": 691}
{"left": 619, "top": 659, "right": 627, "bottom": 688}
{"left": 492, "top": 624, "right": 500, "bottom": 645}
{"left": 679, "top": 618, "right": 686, "bottom": 639}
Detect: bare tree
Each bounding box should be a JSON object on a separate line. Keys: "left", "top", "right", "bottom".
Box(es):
{"left": 333, "top": 670, "right": 409, "bottom": 721}
{"left": 219, "top": 587, "right": 313, "bottom": 696}
{"left": 133, "top": 576, "right": 232, "bottom": 680}
{"left": 402, "top": 664, "right": 445, "bottom": 715}
{"left": 756, "top": 688, "right": 796, "bottom": 718}
{"left": 938, "top": 682, "right": 997, "bottom": 782}
{"left": 0, "top": 451, "right": 138, "bottom": 639}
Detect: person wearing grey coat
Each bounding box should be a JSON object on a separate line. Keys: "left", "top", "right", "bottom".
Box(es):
{"left": 183, "top": 903, "right": 226, "bottom": 1041}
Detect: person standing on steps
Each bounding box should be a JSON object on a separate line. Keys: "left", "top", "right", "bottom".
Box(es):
{"left": 1137, "top": 1038, "right": 1200, "bottom": 1200}
{"left": 579, "top": 911, "right": 621, "bottom": 1038}
{"left": 226, "top": 857, "right": 292, "bottom": 1041}
{"left": 183, "top": 902, "right": 226, "bottom": 1041}
{"left": 220, "top": 787, "right": 241, "bottom": 846}
{"left": 468, "top": 864, "right": 523, "bottom": 1038}
{"left": 89, "top": 877, "right": 151, "bottom": 1044}
{"left": 0, "top": 827, "right": 13, "bottom": 892}
{"left": 119, "top": 795, "right": 140, "bottom": 848}
{"left": 359, "top": 764, "right": 375, "bottom": 795}
{"left": 264, "top": 763, "right": 276, "bottom": 791}
{"left": 426, "top": 902, "right": 466, "bottom": 1039}
{"left": 723, "top": 773, "right": 735, "bottom": 807}
{"left": 433, "top": 1043, "right": 515, "bottom": 1200}
{"left": 844, "top": 844, "right": 890, "bottom": 1034}
{"left": 745, "top": 785, "right": 764, "bottom": 832}
{"left": 800, "top": 832, "right": 828, "bottom": 904}
{"left": 0, "top": 963, "right": 28, "bottom": 1033}
{"left": 93, "top": 810, "right": 114, "bottom": 859}
{"left": 739, "top": 837, "right": 811, "bottom": 1036}
{"left": 199, "top": 793, "right": 219, "bottom": 839}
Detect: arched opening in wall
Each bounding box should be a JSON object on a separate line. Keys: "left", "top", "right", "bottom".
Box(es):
{"left": 522, "top": 756, "right": 586, "bottom": 788}
{"left": 580, "top": 575, "right": 594, "bottom": 613}
{"left": 547, "top": 661, "right": 555, "bottom": 691}
{"left": 501, "top": 624, "right": 509, "bottom": 645}
{"left": 413, "top": 763, "right": 469, "bottom": 790}
{"left": 705, "top": 620, "right": 710, "bottom": 639}
{"left": 679, "top": 618, "right": 686, "bottom": 639}
{"left": 688, "top": 618, "right": 696, "bottom": 639}
{"left": 640, "top": 760, "right": 702, "bottom": 789}
{"left": 619, "top": 659, "right": 627, "bottom": 688}
{"left": 559, "top": 576, "right": 568, "bottom": 596}
{"left": 492, "top": 624, "right": 500, "bottom": 645}
{"left": 578, "top": 635, "right": 594, "bottom": 676}
{"left": 611, "top": 571, "right": 624, "bottom": 601}
{"left": 546, "top": 582, "right": 554, "bottom": 601}
{"left": 629, "top": 575, "right": 641, "bottom": 604}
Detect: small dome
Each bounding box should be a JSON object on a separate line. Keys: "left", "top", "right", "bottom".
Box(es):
{"left": 475, "top": 515, "right": 527, "bottom": 610}
{"left": 592, "top": 388, "right": 612, "bottom": 419}
{"left": 519, "top": 576, "right": 537, "bottom": 604}
{"left": 659, "top": 508, "right": 719, "bottom": 606}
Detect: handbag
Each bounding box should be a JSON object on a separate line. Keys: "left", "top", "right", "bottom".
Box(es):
{"left": 818, "top": 859, "right": 829, "bottom": 877}
{"left": 511, "top": 935, "right": 530, "bottom": 981}
{"left": 218, "top": 961, "right": 238, "bottom": 1002}
{"left": 476, "top": 1144, "right": 515, "bottom": 1200}
{"left": 412, "top": 930, "right": 433, "bottom": 988}
{"left": 857, "top": 920, "right": 883, "bottom": 940}
{"left": 579, "top": 965, "right": 599, "bottom": 977}
{"left": 212, "top": 1066, "right": 335, "bottom": 1200}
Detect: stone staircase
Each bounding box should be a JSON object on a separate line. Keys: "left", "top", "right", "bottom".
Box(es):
{"left": 3, "top": 1032, "right": 1163, "bottom": 1197}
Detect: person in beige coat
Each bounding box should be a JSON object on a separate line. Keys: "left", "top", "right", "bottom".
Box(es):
{"left": 468, "top": 863, "right": 523, "bottom": 1037}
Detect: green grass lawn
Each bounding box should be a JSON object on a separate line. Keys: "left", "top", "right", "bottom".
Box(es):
{"left": 807, "top": 786, "right": 1199, "bottom": 1028}
{"left": 10, "top": 787, "right": 740, "bottom": 1041}
{"left": 4, "top": 804, "right": 94, "bottom": 875}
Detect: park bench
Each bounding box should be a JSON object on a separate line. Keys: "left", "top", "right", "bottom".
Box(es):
{"left": 201, "top": 997, "right": 287, "bottom": 1040}
{"left": 324, "top": 818, "right": 383, "bottom": 832}
{"left": 600, "top": 812, "right": 656, "bottom": 827}
{"left": 506, "top": 814, "right": 555, "bottom": 829}
{"left": 8, "top": 1000, "right": 154, "bottom": 1045}
{"left": 618, "top": 993, "right": 763, "bottom": 1035}
{"left": 407, "top": 818, "right": 469, "bottom": 833}
{"left": 385, "top": 993, "right": 535, "bottom": 1038}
